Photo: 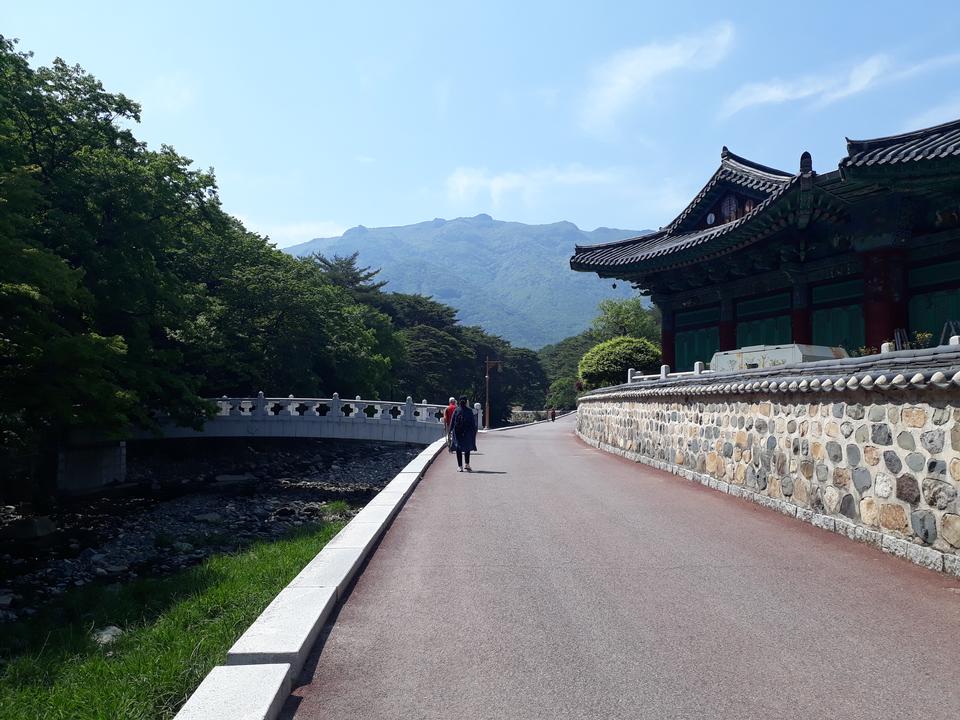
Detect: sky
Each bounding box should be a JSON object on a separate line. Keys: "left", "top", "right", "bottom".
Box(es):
{"left": 7, "top": 1, "right": 960, "bottom": 247}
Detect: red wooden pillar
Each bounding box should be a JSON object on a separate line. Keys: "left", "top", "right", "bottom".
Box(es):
{"left": 660, "top": 302, "right": 676, "bottom": 369}
{"left": 862, "top": 250, "right": 906, "bottom": 350}
{"left": 719, "top": 296, "right": 736, "bottom": 351}
{"left": 791, "top": 282, "right": 812, "bottom": 344}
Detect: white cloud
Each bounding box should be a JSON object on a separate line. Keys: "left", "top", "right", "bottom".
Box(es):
{"left": 722, "top": 52, "right": 960, "bottom": 118}
{"left": 446, "top": 165, "right": 618, "bottom": 209}
{"left": 445, "top": 164, "right": 693, "bottom": 230}
{"left": 582, "top": 22, "right": 735, "bottom": 132}
{"left": 240, "top": 219, "right": 348, "bottom": 248}
{"left": 355, "top": 155, "right": 376, "bottom": 164}
{"left": 903, "top": 96, "right": 960, "bottom": 131}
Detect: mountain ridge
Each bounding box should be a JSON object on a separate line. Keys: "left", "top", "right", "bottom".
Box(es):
{"left": 284, "top": 215, "right": 650, "bottom": 348}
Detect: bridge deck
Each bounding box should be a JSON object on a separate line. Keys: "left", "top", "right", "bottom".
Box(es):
{"left": 284, "top": 415, "right": 960, "bottom": 719}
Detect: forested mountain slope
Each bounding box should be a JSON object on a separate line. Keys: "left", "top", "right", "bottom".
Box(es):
{"left": 286, "top": 215, "right": 649, "bottom": 348}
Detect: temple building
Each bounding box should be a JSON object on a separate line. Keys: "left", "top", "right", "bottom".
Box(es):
{"left": 570, "top": 118, "right": 960, "bottom": 371}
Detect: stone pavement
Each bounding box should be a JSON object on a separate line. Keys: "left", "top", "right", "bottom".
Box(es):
{"left": 283, "top": 415, "right": 960, "bottom": 719}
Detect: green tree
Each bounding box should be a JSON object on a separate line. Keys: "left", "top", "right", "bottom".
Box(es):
{"left": 578, "top": 336, "right": 661, "bottom": 390}
{"left": 395, "top": 325, "right": 474, "bottom": 402}
{"left": 545, "top": 377, "right": 577, "bottom": 410}
{"left": 374, "top": 292, "right": 458, "bottom": 330}
{"left": 592, "top": 296, "right": 660, "bottom": 342}
{"left": 310, "top": 251, "right": 387, "bottom": 302}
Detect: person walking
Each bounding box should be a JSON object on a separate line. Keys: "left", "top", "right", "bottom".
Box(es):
{"left": 549, "top": 407, "right": 556, "bottom": 422}
{"left": 443, "top": 397, "right": 457, "bottom": 450}
{"left": 450, "top": 396, "right": 478, "bottom": 472}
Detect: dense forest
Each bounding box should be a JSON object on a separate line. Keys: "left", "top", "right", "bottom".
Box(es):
{"left": 0, "top": 37, "right": 660, "bottom": 499}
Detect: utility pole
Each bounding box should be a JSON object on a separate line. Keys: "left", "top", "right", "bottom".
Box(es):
{"left": 484, "top": 356, "right": 503, "bottom": 430}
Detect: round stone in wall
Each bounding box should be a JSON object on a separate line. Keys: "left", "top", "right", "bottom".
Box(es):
{"left": 927, "top": 459, "right": 946, "bottom": 479}
{"left": 871, "top": 424, "right": 892, "bottom": 446}
{"left": 922, "top": 478, "right": 957, "bottom": 510}
{"left": 824, "top": 485, "right": 841, "bottom": 514}
{"left": 875, "top": 473, "right": 893, "bottom": 498}
{"left": 781, "top": 476, "right": 794, "bottom": 496}
{"left": 895, "top": 474, "right": 921, "bottom": 505}
{"left": 942, "top": 513, "right": 960, "bottom": 548}
{"left": 839, "top": 493, "right": 857, "bottom": 519}
{"left": 880, "top": 503, "right": 908, "bottom": 532}
{"left": 896, "top": 431, "right": 916, "bottom": 451}
{"left": 921, "top": 429, "right": 944, "bottom": 454}
{"left": 902, "top": 406, "right": 927, "bottom": 428}
{"left": 906, "top": 453, "right": 926, "bottom": 472}
{"left": 846, "top": 444, "right": 861, "bottom": 466}
{"left": 910, "top": 510, "right": 937, "bottom": 544}
{"left": 883, "top": 450, "right": 902, "bottom": 474}
{"left": 826, "top": 441, "right": 843, "bottom": 463}
{"left": 852, "top": 467, "right": 872, "bottom": 494}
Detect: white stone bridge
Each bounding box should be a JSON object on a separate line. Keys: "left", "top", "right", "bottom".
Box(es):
{"left": 147, "top": 393, "right": 481, "bottom": 445}
{"left": 60, "top": 394, "right": 482, "bottom": 493}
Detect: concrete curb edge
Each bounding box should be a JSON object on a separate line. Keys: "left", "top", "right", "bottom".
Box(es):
{"left": 173, "top": 437, "right": 448, "bottom": 720}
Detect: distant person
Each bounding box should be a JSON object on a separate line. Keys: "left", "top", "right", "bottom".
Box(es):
{"left": 443, "top": 397, "right": 457, "bottom": 450}
{"left": 450, "top": 396, "right": 478, "bottom": 472}
{"left": 550, "top": 407, "right": 556, "bottom": 422}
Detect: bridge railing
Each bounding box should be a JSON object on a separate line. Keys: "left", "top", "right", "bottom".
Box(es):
{"left": 214, "top": 392, "right": 451, "bottom": 424}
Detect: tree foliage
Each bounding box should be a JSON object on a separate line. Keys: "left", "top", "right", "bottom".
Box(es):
{"left": 0, "top": 36, "right": 555, "bottom": 497}
{"left": 592, "top": 297, "right": 660, "bottom": 343}
{"left": 578, "top": 336, "right": 661, "bottom": 390}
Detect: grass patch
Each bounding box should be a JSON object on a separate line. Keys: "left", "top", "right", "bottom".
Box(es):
{"left": 324, "top": 499, "right": 351, "bottom": 516}
{"left": 0, "top": 521, "right": 345, "bottom": 719}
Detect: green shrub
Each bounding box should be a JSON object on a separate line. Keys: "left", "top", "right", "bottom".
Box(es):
{"left": 578, "top": 336, "right": 660, "bottom": 390}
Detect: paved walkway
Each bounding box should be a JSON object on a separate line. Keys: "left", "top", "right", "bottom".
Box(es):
{"left": 284, "top": 415, "right": 960, "bottom": 719}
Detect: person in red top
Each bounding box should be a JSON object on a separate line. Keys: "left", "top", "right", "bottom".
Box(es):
{"left": 443, "top": 397, "right": 457, "bottom": 449}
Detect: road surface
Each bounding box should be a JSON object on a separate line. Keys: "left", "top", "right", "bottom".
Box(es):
{"left": 285, "top": 414, "right": 960, "bottom": 719}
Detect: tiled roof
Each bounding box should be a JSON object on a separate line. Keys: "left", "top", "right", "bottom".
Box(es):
{"left": 571, "top": 150, "right": 797, "bottom": 272}
{"left": 842, "top": 117, "right": 960, "bottom": 168}
{"left": 666, "top": 148, "right": 793, "bottom": 233}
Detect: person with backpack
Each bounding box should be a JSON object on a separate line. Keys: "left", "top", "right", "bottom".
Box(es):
{"left": 443, "top": 396, "right": 457, "bottom": 450}
{"left": 450, "top": 396, "right": 478, "bottom": 472}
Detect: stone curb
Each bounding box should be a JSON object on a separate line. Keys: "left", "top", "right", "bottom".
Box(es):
{"left": 173, "top": 664, "right": 292, "bottom": 720}
{"left": 576, "top": 430, "right": 959, "bottom": 579}
{"left": 173, "top": 437, "right": 448, "bottom": 720}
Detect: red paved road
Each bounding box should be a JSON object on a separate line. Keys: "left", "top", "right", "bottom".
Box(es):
{"left": 285, "top": 415, "right": 960, "bottom": 719}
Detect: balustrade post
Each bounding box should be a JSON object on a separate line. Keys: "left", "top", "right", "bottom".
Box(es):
{"left": 659, "top": 365, "right": 670, "bottom": 380}
{"left": 330, "top": 392, "right": 342, "bottom": 420}
{"left": 474, "top": 402, "right": 483, "bottom": 430}
{"left": 254, "top": 391, "right": 267, "bottom": 417}
{"left": 627, "top": 368, "right": 635, "bottom": 384}
{"left": 403, "top": 396, "right": 415, "bottom": 422}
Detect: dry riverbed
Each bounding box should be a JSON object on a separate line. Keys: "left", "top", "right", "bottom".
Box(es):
{"left": 0, "top": 438, "right": 420, "bottom": 622}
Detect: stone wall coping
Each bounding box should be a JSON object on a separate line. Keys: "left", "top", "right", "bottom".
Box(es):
{"left": 581, "top": 345, "right": 960, "bottom": 401}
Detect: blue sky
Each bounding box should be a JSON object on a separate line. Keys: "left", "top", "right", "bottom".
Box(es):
{"left": 7, "top": 1, "right": 960, "bottom": 246}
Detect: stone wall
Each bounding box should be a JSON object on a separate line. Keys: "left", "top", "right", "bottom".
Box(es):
{"left": 577, "top": 385, "right": 960, "bottom": 576}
